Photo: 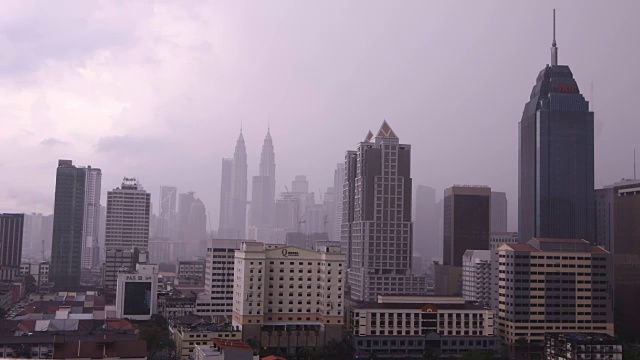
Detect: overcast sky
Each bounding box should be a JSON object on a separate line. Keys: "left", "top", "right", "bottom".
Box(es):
{"left": 1, "top": 1, "right": 639, "bottom": 231}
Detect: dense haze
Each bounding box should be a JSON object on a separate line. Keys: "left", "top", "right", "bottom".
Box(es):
{"left": 1, "top": 1, "right": 639, "bottom": 232}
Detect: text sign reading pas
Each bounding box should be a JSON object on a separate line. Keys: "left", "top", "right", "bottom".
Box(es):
{"left": 125, "top": 275, "right": 153, "bottom": 281}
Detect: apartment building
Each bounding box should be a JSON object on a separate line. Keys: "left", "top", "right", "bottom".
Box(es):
{"left": 232, "top": 242, "right": 345, "bottom": 352}
{"left": 494, "top": 238, "right": 614, "bottom": 345}
{"left": 462, "top": 250, "right": 491, "bottom": 305}
{"left": 170, "top": 319, "right": 241, "bottom": 360}
{"left": 350, "top": 295, "right": 498, "bottom": 358}
{"left": 545, "top": 333, "right": 623, "bottom": 360}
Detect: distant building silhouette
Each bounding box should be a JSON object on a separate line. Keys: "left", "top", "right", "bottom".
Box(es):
{"left": 219, "top": 130, "right": 247, "bottom": 239}
{"left": 414, "top": 185, "right": 437, "bottom": 261}
{"left": 490, "top": 191, "right": 507, "bottom": 233}
{"left": 249, "top": 129, "right": 276, "bottom": 242}
{"left": 157, "top": 185, "right": 177, "bottom": 239}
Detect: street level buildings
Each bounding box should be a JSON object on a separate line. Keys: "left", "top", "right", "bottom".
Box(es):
{"left": 342, "top": 121, "right": 426, "bottom": 301}
{"left": 493, "top": 238, "right": 613, "bottom": 345}
{"left": 544, "top": 333, "right": 623, "bottom": 360}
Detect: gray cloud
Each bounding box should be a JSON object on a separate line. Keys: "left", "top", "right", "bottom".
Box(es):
{"left": 40, "top": 137, "right": 69, "bottom": 147}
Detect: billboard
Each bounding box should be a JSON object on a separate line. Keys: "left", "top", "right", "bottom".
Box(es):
{"left": 123, "top": 281, "right": 152, "bottom": 316}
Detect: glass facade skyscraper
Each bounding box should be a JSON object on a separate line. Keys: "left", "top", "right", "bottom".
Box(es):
{"left": 519, "top": 38, "right": 595, "bottom": 243}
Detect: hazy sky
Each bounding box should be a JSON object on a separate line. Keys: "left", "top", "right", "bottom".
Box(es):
{"left": 2, "top": 1, "right": 639, "bottom": 232}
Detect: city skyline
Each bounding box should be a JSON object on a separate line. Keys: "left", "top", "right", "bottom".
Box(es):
{"left": 2, "top": 2, "right": 639, "bottom": 233}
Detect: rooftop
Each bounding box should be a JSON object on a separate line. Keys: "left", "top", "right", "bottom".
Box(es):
{"left": 354, "top": 302, "right": 488, "bottom": 311}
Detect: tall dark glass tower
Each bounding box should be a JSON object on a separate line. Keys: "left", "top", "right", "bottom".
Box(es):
{"left": 519, "top": 11, "right": 595, "bottom": 243}
{"left": 50, "top": 160, "right": 86, "bottom": 289}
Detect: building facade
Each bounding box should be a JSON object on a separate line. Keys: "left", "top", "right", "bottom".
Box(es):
{"left": 518, "top": 33, "right": 595, "bottom": 244}
{"left": 157, "top": 185, "right": 178, "bottom": 239}
{"left": 81, "top": 166, "right": 102, "bottom": 271}
{"left": 443, "top": 186, "right": 491, "bottom": 267}
{"left": 414, "top": 185, "right": 438, "bottom": 262}
{"left": 544, "top": 333, "right": 623, "bottom": 360}
{"left": 50, "top": 160, "right": 87, "bottom": 289}
{"left": 0, "top": 214, "right": 24, "bottom": 281}
{"left": 490, "top": 232, "right": 519, "bottom": 251}
{"left": 462, "top": 250, "right": 491, "bottom": 306}
{"left": 494, "top": 238, "right": 614, "bottom": 344}
{"left": 232, "top": 242, "right": 345, "bottom": 351}
{"left": 349, "top": 295, "right": 498, "bottom": 358}
{"left": 115, "top": 264, "right": 158, "bottom": 320}
{"left": 105, "top": 178, "right": 151, "bottom": 251}
{"left": 342, "top": 121, "right": 426, "bottom": 301}
{"left": 19, "top": 262, "right": 49, "bottom": 292}
{"left": 490, "top": 191, "right": 508, "bottom": 233}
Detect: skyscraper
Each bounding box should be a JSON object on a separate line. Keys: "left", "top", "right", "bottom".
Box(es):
{"left": 333, "top": 163, "right": 344, "bottom": 243}
{"left": 82, "top": 166, "right": 102, "bottom": 270}
{"left": 105, "top": 178, "right": 151, "bottom": 251}
{"left": 342, "top": 121, "right": 426, "bottom": 301}
{"left": 177, "top": 191, "right": 196, "bottom": 241}
{"left": 222, "top": 131, "right": 248, "bottom": 239}
{"left": 519, "top": 11, "right": 595, "bottom": 243}
{"left": 443, "top": 186, "right": 491, "bottom": 267}
{"left": 187, "top": 198, "right": 208, "bottom": 256}
{"left": 157, "top": 185, "right": 177, "bottom": 239}
{"left": 50, "top": 160, "right": 87, "bottom": 289}
{"left": 104, "top": 178, "right": 151, "bottom": 290}
{"left": 414, "top": 185, "right": 437, "bottom": 261}
{"left": 490, "top": 191, "right": 507, "bottom": 233}
{"left": 218, "top": 158, "right": 233, "bottom": 236}
{"left": 0, "top": 213, "right": 24, "bottom": 281}
{"left": 249, "top": 129, "right": 276, "bottom": 241}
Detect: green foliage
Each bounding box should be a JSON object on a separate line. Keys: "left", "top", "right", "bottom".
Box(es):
{"left": 462, "top": 350, "right": 495, "bottom": 360}
{"left": 24, "top": 274, "right": 38, "bottom": 294}
{"left": 138, "top": 315, "right": 174, "bottom": 360}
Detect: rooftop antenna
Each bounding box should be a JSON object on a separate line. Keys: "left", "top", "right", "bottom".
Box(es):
{"left": 551, "top": 9, "right": 558, "bottom": 66}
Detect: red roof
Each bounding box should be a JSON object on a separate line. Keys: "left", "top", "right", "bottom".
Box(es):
{"left": 504, "top": 243, "right": 539, "bottom": 252}
{"left": 213, "top": 338, "right": 252, "bottom": 351}
{"left": 534, "top": 237, "right": 588, "bottom": 244}
{"left": 53, "top": 339, "right": 147, "bottom": 359}
{"left": 105, "top": 319, "right": 137, "bottom": 331}
{"left": 262, "top": 356, "right": 287, "bottom": 360}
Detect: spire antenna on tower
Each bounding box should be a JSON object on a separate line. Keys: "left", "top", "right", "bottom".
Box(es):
{"left": 551, "top": 9, "right": 558, "bottom": 66}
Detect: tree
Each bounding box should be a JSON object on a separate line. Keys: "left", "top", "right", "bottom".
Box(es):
{"left": 462, "top": 350, "right": 495, "bottom": 360}
{"left": 138, "top": 315, "right": 174, "bottom": 360}
{"left": 24, "top": 274, "right": 38, "bottom": 294}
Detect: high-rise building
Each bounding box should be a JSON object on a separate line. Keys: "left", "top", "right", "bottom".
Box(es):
{"left": 177, "top": 192, "right": 196, "bottom": 241}
{"left": 490, "top": 191, "right": 507, "bottom": 233}
{"left": 218, "top": 158, "right": 233, "bottom": 237}
{"left": 291, "top": 175, "right": 309, "bottom": 193}
{"left": 249, "top": 129, "right": 276, "bottom": 242}
{"left": 493, "top": 238, "right": 613, "bottom": 345}
{"left": 461, "top": 250, "right": 491, "bottom": 306}
{"left": 342, "top": 121, "right": 426, "bottom": 301}
{"left": 230, "top": 131, "right": 248, "bottom": 239}
{"left": 50, "top": 160, "right": 87, "bottom": 289}
{"left": 323, "top": 187, "right": 336, "bottom": 241}
{"left": 595, "top": 179, "right": 640, "bottom": 341}
{"left": 21, "top": 213, "right": 53, "bottom": 261}
{"left": 187, "top": 198, "right": 208, "bottom": 256}
{"left": 0, "top": 213, "right": 24, "bottom": 281}
{"left": 157, "top": 186, "right": 177, "bottom": 239}
{"left": 195, "top": 239, "right": 249, "bottom": 317}
{"left": 105, "top": 178, "right": 151, "bottom": 251}
{"left": 490, "top": 232, "right": 519, "bottom": 251}
{"left": 82, "top": 167, "right": 102, "bottom": 270}
{"left": 443, "top": 186, "right": 491, "bottom": 267}
{"left": 518, "top": 13, "right": 595, "bottom": 243}
{"left": 414, "top": 185, "right": 437, "bottom": 261}
{"left": 232, "top": 242, "right": 345, "bottom": 351}
{"left": 333, "top": 163, "right": 344, "bottom": 243}
{"left": 104, "top": 178, "right": 151, "bottom": 291}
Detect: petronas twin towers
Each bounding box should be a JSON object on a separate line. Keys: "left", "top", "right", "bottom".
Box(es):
{"left": 218, "top": 129, "right": 275, "bottom": 240}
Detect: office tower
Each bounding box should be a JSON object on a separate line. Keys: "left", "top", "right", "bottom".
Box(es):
{"left": 490, "top": 191, "right": 507, "bottom": 233}
{"left": 232, "top": 242, "right": 345, "bottom": 350}
{"left": 519, "top": 12, "right": 595, "bottom": 244}
{"left": 82, "top": 167, "right": 102, "bottom": 270}
{"left": 0, "top": 214, "right": 24, "bottom": 280}
{"left": 333, "top": 163, "right": 345, "bottom": 243}
{"left": 595, "top": 179, "right": 640, "bottom": 341}
{"left": 443, "top": 186, "right": 491, "bottom": 266}
{"left": 115, "top": 263, "right": 158, "bottom": 321}
{"left": 157, "top": 186, "right": 177, "bottom": 239}
{"left": 98, "top": 205, "right": 106, "bottom": 263}
{"left": 230, "top": 131, "right": 248, "bottom": 239}
{"left": 218, "top": 158, "right": 233, "bottom": 237}
{"left": 104, "top": 178, "right": 151, "bottom": 290}
{"left": 461, "top": 250, "right": 491, "bottom": 306}
{"left": 323, "top": 187, "right": 336, "bottom": 241}
{"left": 195, "top": 239, "right": 248, "bottom": 316}
{"left": 490, "top": 232, "right": 519, "bottom": 250}
{"left": 187, "top": 198, "right": 207, "bottom": 256}
{"left": 494, "top": 238, "right": 613, "bottom": 345}
{"left": 105, "top": 178, "right": 151, "bottom": 251}
{"left": 178, "top": 192, "right": 196, "bottom": 241}
{"left": 291, "top": 175, "right": 309, "bottom": 193}
{"left": 342, "top": 121, "right": 426, "bottom": 301}
{"left": 249, "top": 129, "right": 276, "bottom": 243}
{"left": 414, "top": 185, "right": 437, "bottom": 260}
{"left": 50, "top": 160, "right": 87, "bottom": 289}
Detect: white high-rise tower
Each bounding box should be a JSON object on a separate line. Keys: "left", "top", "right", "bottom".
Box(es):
{"left": 82, "top": 166, "right": 102, "bottom": 270}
